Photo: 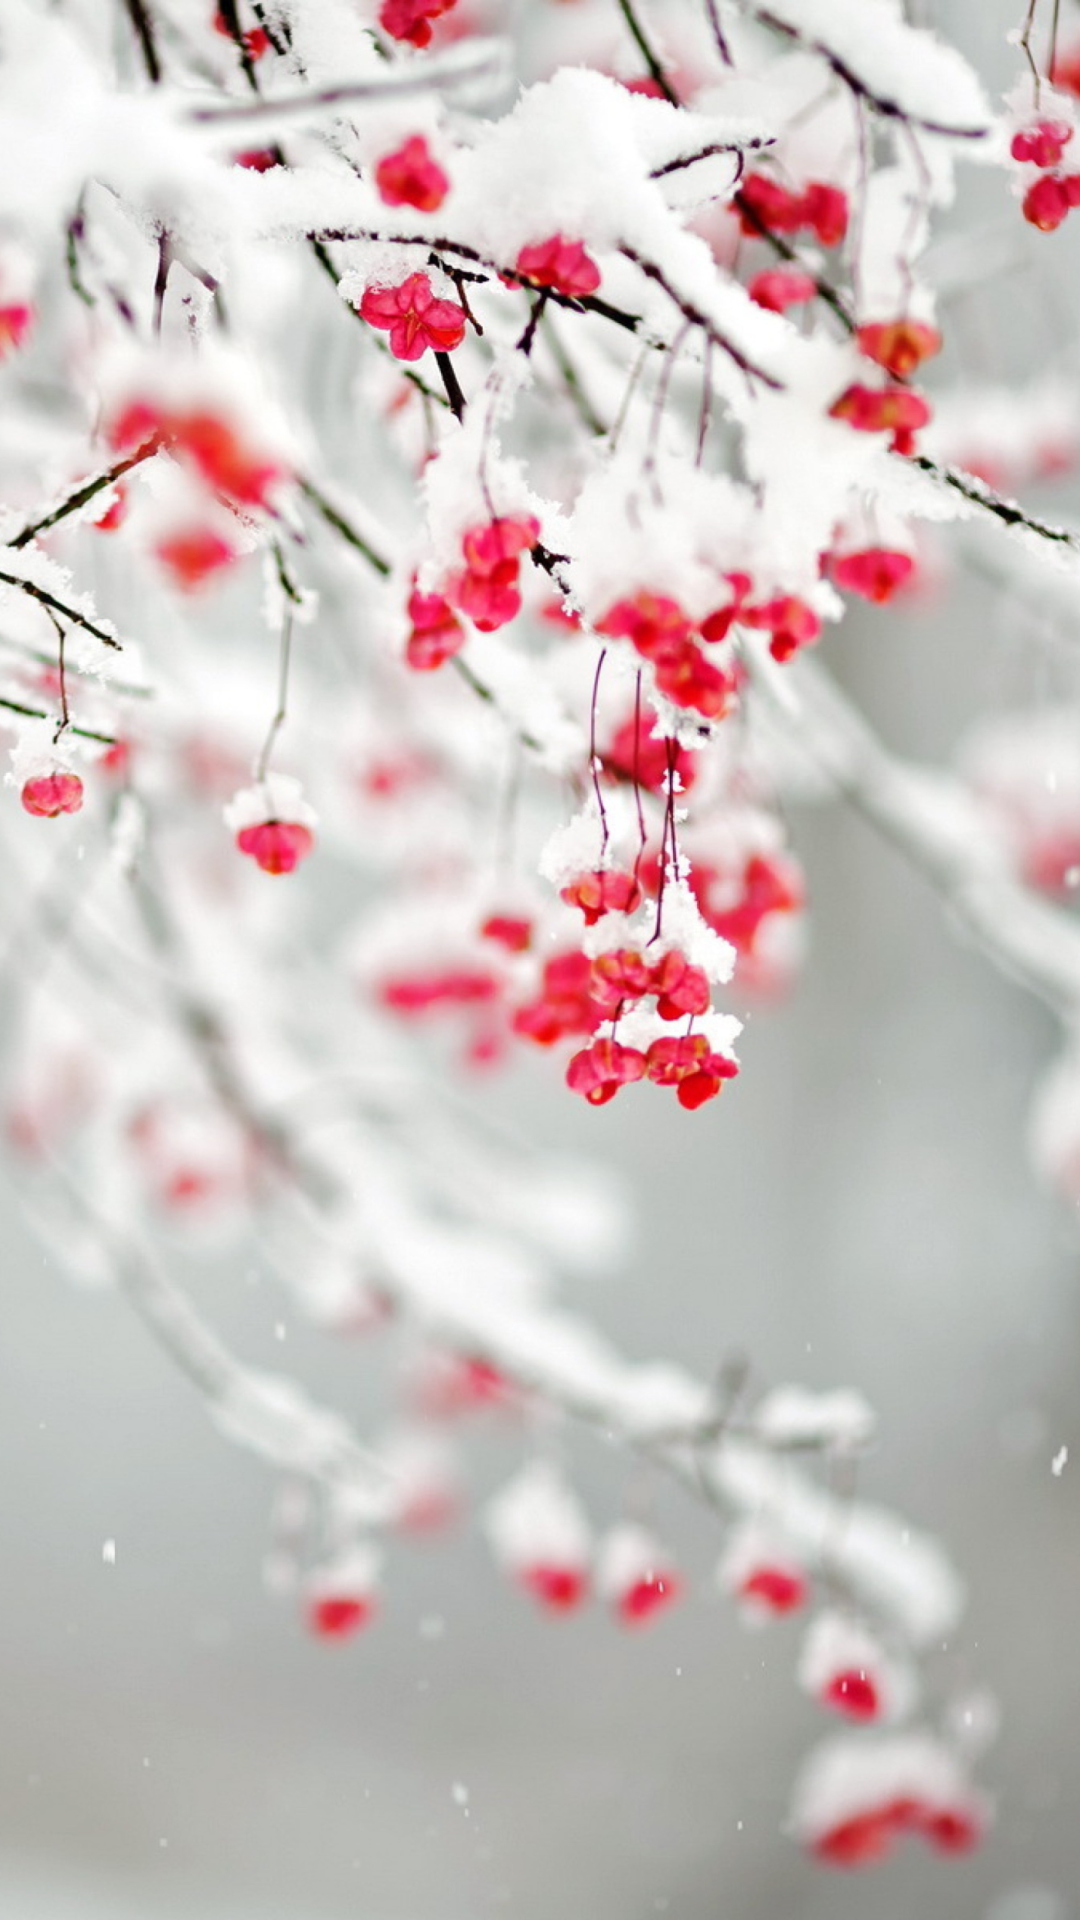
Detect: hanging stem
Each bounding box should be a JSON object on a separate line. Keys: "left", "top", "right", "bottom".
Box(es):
{"left": 256, "top": 610, "right": 295, "bottom": 784}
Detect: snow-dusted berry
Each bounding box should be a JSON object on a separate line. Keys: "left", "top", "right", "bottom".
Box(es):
{"left": 359, "top": 273, "right": 466, "bottom": 361}
{"left": 304, "top": 1544, "right": 381, "bottom": 1638}
{"left": 448, "top": 516, "right": 540, "bottom": 631}
{"left": 486, "top": 1462, "right": 591, "bottom": 1614}
{"left": 560, "top": 869, "right": 643, "bottom": 925}
{"left": 798, "top": 1611, "right": 913, "bottom": 1725}
{"left": 1012, "top": 119, "right": 1073, "bottom": 167}
{"left": 598, "top": 1525, "right": 683, "bottom": 1627}
{"left": 514, "top": 236, "right": 601, "bottom": 300}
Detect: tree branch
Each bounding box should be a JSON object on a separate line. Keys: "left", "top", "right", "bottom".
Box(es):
{"left": 762, "top": 655, "right": 1080, "bottom": 1017}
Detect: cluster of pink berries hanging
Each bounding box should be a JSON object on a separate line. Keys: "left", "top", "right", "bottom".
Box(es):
{"left": 1013, "top": 117, "right": 1080, "bottom": 229}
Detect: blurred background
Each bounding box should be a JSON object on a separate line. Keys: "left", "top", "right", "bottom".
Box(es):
{"left": 2, "top": 2, "right": 1079, "bottom": 1918}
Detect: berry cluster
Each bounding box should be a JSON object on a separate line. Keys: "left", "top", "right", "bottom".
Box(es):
{"left": 1012, "top": 118, "right": 1080, "bottom": 230}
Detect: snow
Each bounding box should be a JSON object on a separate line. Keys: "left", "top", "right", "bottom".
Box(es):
{"left": 741, "top": 0, "right": 991, "bottom": 137}
{"left": 485, "top": 1460, "right": 591, "bottom": 1569}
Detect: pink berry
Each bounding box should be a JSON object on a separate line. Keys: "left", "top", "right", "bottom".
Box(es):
{"left": 514, "top": 236, "right": 601, "bottom": 300}
{"left": 813, "top": 1807, "right": 897, "bottom": 1868}
{"left": 1011, "top": 119, "right": 1073, "bottom": 167}
{"left": 520, "top": 1561, "right": 589, "bottom": 1611}
{"left": 747, "top": 269, "right": 817, "bottom": 313}
{"left": 379, "top": 0, "right": 457, "bottom": 47}
{"left": 827, "top": 547, "right": 915, "bottom": 603}
{"left": 155, "top": 527, "right": 238, "bottom": 589}
{"left": 359, "top": 272, "right": 466, "bottom": 362}
{"left": 560, "top": 869, "right": 643, "bottom": 926}
{"left": 855, "top": 318, "right": 942, "bottom": 378}
{"left": 375, "top": 136, "right": 450, "bottom": 213}
{"left": 738, "top": 1564, "right": 807, "bottom": 1614}
{"left": 565, "top": 1037, "right": 648, "bottom": 1105}
{"left": 616, "top": 1570, "right": 682, "bottom": 1625}
{"left": 0, "top": 302, "right": 34, "bottom": 356}
{"left": 307, "top": 1593, "right": 375, "bottom": 1638}
{"left": 1023, "top": 172, "right": 1074, "bottom": 230}
{"left": 823, "top": 1667, "right": 880, "bottom": 1721}
{"left": 235, "top": 819, "right": 314, "bottom": 874}
{"left": 21, "top": 772, "right": 84, "bottom": 818}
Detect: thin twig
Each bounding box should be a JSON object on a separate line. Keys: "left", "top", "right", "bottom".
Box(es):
{"left": 615, "top": 0, "right": 680, "bottom": 103}
{"left": 9, "top": 447, "right": 155, "bottom": 549}
{"left": 121, "top": 0, "right": 162, "bottom": 84}
{"left": 0, "top": 572, "right": 121, "bottom": 651}
{"left": 297, "top": 476, "right": 392, "bottom": 577}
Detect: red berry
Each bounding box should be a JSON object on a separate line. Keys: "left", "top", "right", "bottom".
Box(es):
{"left": 597, "top": 592, "right": 693, "bottom": 663}
{"left": 480, "top": 913, "right": 532, "bottom": 951}
{"left": 1051, "top": 45, "right": 1080, "bottom": 95}
{"left": 93, "top": 484, "right": 128, "bottom": 532}
{"left": 520, "top": 1562, "right": 588, "bottom": 1611}
{"left": 375, "top": 135, "right": 450, "bottom": 213}
{"left": 560, "top": 869, "right": 643, "bottom": 926}
{"left": 829, "top": 383, "right": 931, "bottom": 449}
{"left": 566, "top": 1037, "right": 648, "bottom": 1105}
{"left": 1011, "top": 119, "right": 1073, "bottom": 167}
{"left": 405, "top": 587, "right": 464, "bottom": 669}
{"left": 617, "top": 1570, "right": 682, "bottom": 1624}
{"left": 235, "top": 819, "right": 314, "bottom": 874}
{"left": 747, "top": 269, "right": 817, "bottom": 313}
{"left": 588, "top": 947, "right": 653, "bottom": 1014}
{"left": 20, "top": 772, "right": 84, "bottom": 818}
{"left": 738, "top": 1564, "right": 807, "bottom": 1614}
{"left": 654, "top": 639, "right": 736, "bottom": 717}
{"left": 380, "top": 967, "right": 500, "bottom": 1013}
{"left": 813, "top": 1808, "right": 897, "bottom": 1868}
{"left": 827, "top": 547, "right": 914, "bottom": 604}
{"left": 155, "top": 527, "right": 237, "bottom": 589}
{"left": 0, "top": 302, "right": 34, "bottom": 355}
{"left": 855, "top": 318, "right": 941, "bottom": 379}
{"left": 307, "top": 1593, "right": 374, "bottom": 1637}
{"left": 649, "top": 948, "right": 711, "bottom": 1020}
{"left": 447, "top": 517, "right": 540, "bottom": 632}
{"left": 823, "top": 1667, "right": 880, "bottom": 1722}
{"left": 741, "top": 594, "right": 821, "bottom": 663}
{"left": 178, "top": 410, "right": 282, "bottom": 506}
{"left": 359, "top": 272, "right": 466, "bottom": 361}
{"left": 378, "top": 0, "right": 457, "bottom": 47}
{"left": 514, "top": 236, "right": 601, "bottom": 300}
{"left": 512, "top": 950, "right": 600, "bottom": 1047}
{"left": 918, "top": 1803, "right": 984, "bottom": 1854}
{"left": 1023, "top": 173, "right": 1074, "bottom": 230}
{"left": 800, "top": 181, "right": 848, "bottom": 247}
{"left": 737, "top": 173, "right": 807, "bottom": 235}
{"left": 603, "top": 707, "right": 697, "bottom": 796}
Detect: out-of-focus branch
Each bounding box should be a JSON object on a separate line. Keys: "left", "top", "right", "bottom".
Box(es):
{"left": 763, "top": 655, "right": 1080, "bottom": 1017}
{"left": 91, "top": 819, "right": 960, "bottom": 1648}
{"left": 188, "top": 40, "right": 511, "bottom": 129}
{"left": 9, "top": 447, "right": 156, "bottom": 549}
{"left": 48, "top": 1167, "right": 388, "bottom": 1512}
